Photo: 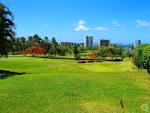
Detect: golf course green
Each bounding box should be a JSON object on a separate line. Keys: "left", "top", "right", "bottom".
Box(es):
{"left": 0, "top": 56, "right": 150, "bottom": 113}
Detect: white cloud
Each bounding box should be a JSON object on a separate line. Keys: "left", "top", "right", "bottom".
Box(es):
{"left": 136, "top": 20, "right": 150, "bottom": 27}
{"left": 75, "top": 20, "right": 90, "bottom": 32}
{"left": 95, "top": 26, "right": 108, "bottom": 32}
{"left": 112, "top": 20, "right": 126, "bottom": 30}
{"left": 74, "top": 20, "right": 109, "bottom": 32}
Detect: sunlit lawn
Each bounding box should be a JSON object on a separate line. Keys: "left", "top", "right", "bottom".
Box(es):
{"left": 0, "top": 56, "right": 150, "bottom": 113}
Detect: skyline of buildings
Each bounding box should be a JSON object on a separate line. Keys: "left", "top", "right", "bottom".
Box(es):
{"left": 60, "top": 36, "right": 141, "bottom": 49}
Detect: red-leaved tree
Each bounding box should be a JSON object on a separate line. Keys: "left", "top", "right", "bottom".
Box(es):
{"left": 21, "top": 46, "right": 47, "bottom": 56}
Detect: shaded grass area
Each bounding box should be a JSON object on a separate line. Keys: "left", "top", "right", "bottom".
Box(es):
{"left": 0, "top": 56, "right": 150, "bottom": 113}
{"left": 0, "top": 70, "right": 27, "bottom": 79}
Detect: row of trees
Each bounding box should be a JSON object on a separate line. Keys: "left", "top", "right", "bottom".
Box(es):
{"left": 12, "top": 35, "right": 135, "bottom": 60}
{"left": 12, "top": 35, "right": 56, "bottom": 55}
{"left": 12, "top": 35, "right": 77, "bottom": 56}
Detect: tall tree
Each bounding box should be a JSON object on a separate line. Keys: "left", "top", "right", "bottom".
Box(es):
{"left": 0, "top": 3, "right": 15, "bottom": 57}
{"left": 50, "top": 37, "right": 57, "bottom": 55}
{"left": 73, "top": 44, "right": 80, "bottom": 60}
{"left": 31, "top": 34, "right": 42, "bottom": 46}
{"left": 41, "top": 36, "right": 50, "bottom": 53}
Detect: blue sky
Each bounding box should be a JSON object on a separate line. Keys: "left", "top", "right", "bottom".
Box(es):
{"left": 1, "top": 0, "right": 150, "bottom": 44}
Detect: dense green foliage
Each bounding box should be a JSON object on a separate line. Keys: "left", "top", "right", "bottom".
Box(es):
{"left": 97, "top": 45, "right": 124, "bottom": 60}
{"left": 0, "top": 57, "right": 150, "bottom": 113}
{"left": 13, "top": 35, "right": 50, "bottom": 54}
{"left": 0, "top": 3, "right": 15, "bottom": 57}
{"left": 12, "top": 35, "right": 74, "bottom": 56}
{"left": 133, "top": 44, "right": 150, "bottom": 74}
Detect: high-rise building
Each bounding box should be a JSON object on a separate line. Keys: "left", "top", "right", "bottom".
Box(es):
{"left": 84, "top": 36, "right": 93, "bottom": 48}
{"left": 134, "top": 40, "right": 141, "bottom": 48}
{"left": 100, "top": 39, "right": 110, "bottom": 46}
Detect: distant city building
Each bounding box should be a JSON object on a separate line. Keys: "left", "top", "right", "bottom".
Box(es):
{"left": 84, "top": 36, "right": 93, "bottom": 48}
{"left": 61, "top": 42, "right": 84, "bottom": 47}
{"left": 134, "top": 40, "right": 141, "bottom": 48}
{"left": 100, "top": 39, "right": 110, "bottom": 46}
{"left": 61, "top": 42, "right": 74, "bottom": 46}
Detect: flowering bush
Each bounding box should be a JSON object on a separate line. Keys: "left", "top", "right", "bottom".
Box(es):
{"left": 87, "top": 53, "right": 94, "bottom": 59}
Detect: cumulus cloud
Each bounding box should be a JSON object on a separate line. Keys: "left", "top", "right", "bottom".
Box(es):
{"left": 74, "top": 20, "right": 109, "bottom": 32}
{"left": 136, "top": 20, "right": 150, "bottom": 27}
{"left": 95, "top": 26, "right": 108, "bottom": 32}
{"left": 75, "top": 20, "right": 90, "bottom": 32}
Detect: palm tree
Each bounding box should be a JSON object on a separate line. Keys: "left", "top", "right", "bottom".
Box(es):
{"left": 0, "top": 3, "right": 15, "bottom": 57}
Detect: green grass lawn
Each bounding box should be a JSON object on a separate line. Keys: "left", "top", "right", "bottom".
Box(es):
{"left": 0, "top": 56, "right": 150, "bottom": 113}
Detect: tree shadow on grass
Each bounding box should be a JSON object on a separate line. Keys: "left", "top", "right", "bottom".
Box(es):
{"left": 0, "top": 70, "right": 27, "bottom": 79}
{"left": 38, "top": 56, "right": 75, "bottom": 60}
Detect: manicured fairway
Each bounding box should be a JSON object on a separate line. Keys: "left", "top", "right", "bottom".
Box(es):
{"left": 0, "top": 56, "right": 150, "bottom": 113}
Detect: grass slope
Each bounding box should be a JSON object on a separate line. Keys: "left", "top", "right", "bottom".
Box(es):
{"left": 0, "top": 56, "right": 150, "bottom": 113}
